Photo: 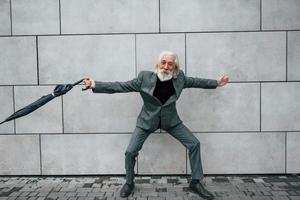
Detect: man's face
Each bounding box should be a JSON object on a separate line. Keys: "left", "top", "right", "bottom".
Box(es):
{"left": 159, "top": 55, "right": 175, "bottom": 74}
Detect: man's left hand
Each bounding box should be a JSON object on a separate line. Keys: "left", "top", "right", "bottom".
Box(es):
{"left": 217, "top": 75, "right": 229, "bottom": 87}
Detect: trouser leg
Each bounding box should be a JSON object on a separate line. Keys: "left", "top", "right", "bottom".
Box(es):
{"left": 167, "top": 123, "right": 204, "bottom": 180}
{"left": 125, "top": 127, "right": 150, "bottom": 184}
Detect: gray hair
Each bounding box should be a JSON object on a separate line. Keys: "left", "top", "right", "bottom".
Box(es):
{"left": 155, "top": 51, "right": 180, "bottom": 77}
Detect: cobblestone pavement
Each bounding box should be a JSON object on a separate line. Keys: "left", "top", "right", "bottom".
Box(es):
{"left": 1, "top": 175, "right": 300, "bottom": 200}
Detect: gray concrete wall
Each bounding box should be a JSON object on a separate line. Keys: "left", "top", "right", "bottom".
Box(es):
{"left": 0, "top": 0, "right": 299, "bottom": 176}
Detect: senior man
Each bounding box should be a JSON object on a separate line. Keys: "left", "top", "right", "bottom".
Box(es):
{"left": 84, "top": 51, "right": 229, "bottom": 199}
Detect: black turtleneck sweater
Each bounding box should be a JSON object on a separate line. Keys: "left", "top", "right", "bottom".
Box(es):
{"left": 153, "top": 77, "right": 175, "bottom": 104}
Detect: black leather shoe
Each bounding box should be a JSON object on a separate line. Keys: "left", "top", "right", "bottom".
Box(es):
{"left": 120, "top": 182, "right": 135, "bottom": 198}
{"left": 189, "top": 181, "right": 214, "bottom": 200}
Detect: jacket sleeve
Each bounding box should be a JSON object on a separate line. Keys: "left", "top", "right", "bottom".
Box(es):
{"left": 183, "top": 76, "right": 218, "bottom": 89}
{"left": 92, "top": 72, "right": 143, "bottom": 93}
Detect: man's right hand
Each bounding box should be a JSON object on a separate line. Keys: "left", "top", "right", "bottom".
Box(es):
{"left": 83, "top": 78, "right": 96, "bottom": 90}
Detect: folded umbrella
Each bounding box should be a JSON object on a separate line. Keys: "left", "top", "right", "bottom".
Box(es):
{"left": 0, "top": 79, "right": 86, "bottom": 125}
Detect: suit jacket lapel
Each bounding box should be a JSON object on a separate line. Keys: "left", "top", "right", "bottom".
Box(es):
{"left": 142, "top": 73, "right": 162, "bottom": 105}
{"left": 149, "top": 73, "right": 157, "bottom": 96}
{"left": 172, "top": 77, "right": 180, "bottom": 98}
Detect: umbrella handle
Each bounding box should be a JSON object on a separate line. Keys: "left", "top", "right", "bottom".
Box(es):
{"left": 72, "top": 78, "right": 89, "bottom": 91}
{"left": 71, "top": 78, "right": 94, "bottom": 91}
{"left": 72, "top": 78, "right": 85, "bottom": 86}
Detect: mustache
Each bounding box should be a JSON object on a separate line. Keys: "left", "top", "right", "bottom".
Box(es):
{"left": 160, "top": 69, "right": 172, "bottom": 73}
{"left": 157, "top": 70, "right": 173, "bottom": 81}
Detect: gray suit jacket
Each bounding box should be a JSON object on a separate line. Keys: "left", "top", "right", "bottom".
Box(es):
{"left": 93, "top": 70, "right": 218, "bottom": 132}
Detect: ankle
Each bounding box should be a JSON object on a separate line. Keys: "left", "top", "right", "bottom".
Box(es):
{"left": 126, "top": 182, "right": 134, "bottom": 186}
{"left": 191, "top": 179, "right": 200, "bottom": 184}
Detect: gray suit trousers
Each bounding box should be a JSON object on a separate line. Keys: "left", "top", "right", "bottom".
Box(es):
{"left": 125, "top": 123, "right": 204, "bottom": 184}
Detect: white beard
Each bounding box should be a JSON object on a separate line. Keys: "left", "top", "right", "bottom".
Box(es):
{"left": 156, "top": 70, "right": 173, "bottom": 82}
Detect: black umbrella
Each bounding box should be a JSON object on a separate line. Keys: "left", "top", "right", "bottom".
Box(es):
{"left": 0, "top": 79, "right": 87, "bottom": 125}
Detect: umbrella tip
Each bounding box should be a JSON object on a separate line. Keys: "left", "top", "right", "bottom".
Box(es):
{"left": 0, "top": 121, "right": 6, "bottom": 125}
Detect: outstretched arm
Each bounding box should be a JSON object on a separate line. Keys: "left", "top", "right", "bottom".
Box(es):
{"left": 184, "top": 76, "right": 218, "bottom": 89}
{"left": 83, "top": 73, "right": 143, "bottom": 93}
{"left": 184, "top": 74, "right": 229, "bottom": 89}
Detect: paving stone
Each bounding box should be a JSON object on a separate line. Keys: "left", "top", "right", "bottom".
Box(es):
{"left": 271, "top": 197, "right": 290, "bottom": 200}
{"left": 166, "top": 197, "right": 182, "bottom": 200}
{"left": 76, "top": 192, "right": 88, "bottom": 197}
{"left": 155, "top": 188, "right": 167, "bottom": 193}
{"left": 148, "top": 197, "right": 166, "bottom": 200}
{"left": 19, "top": 191, "right": 30, "bottom": 197}
{"left": 76, "top": 188, "right": 92, "bottom": 193}
{"left": 37, "top": 192, "right": 50, "bottom": 197}
{"left": 0, "top": 175, "right": 299, "bottom": 200}
{"left": 34, "top": 197, "right": 46, "bottom": 200}
{"left": 94, "top": 197, "right": 107, "bottom": 200}
{"left": 64, "top": 192, "right": 77, "bottom": 197}
{"left": 28, "top": 192, "right": 39, "bottom": 197}
{"left": 131, "top": 191, "right": 141, "bottom": 197}
{"left": 92, "top": 184, "right": 102, "bottom": 188}
{"left": 287, "top": 191, "right": 300, "bottom": 196}
{"left": 20, "top": 188, "right": 37, "bottom": 192}
{"left": 289, "top": 196, "right": 300, "bottom": 200}
{"left": 104, "top": 191, "right": 114, "bottom": 197}
{"left": 261, "top": 191, "right": 272, "bottom": 196}
{"left": 254, "top": 178, "right": 265, "bottom": 183}
{"left": 135, "top": 179, "right": 150, "bottom": 184}
{"left": 87, "top": 192, "right": 105, "bottom": 197}
{"left": 77, "top": 197, "right": 94, "bottom": 200}
{"left": 6, "top": 198, "right": 17, "bottom": 200}
{"left": 52, "top": 187, "right": 62, "bottom": 192}
{"left": 66, "top": 197, "right": 77, "bottom": 200}
{"left": 271, "top": 191, "right": 290, "bottom": 196}
{"left": 140, "top": 191, "right": 158, "bottom": 197}
{"left": 15, "top": 197, "right": 28, "bottom": 200}
{"left": 8, "top": 192, "right": 21, "bottom": 197}
{"left": 47, "top": 191, "right": 66, "bottom": 198}
{"left": 251, "top": 197, "right": 272, "bottom": 200}
{"left": 60, "top": 188, "right": 76, "bottom": 192}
